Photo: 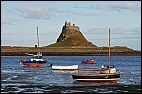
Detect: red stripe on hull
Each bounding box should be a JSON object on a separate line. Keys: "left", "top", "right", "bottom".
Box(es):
{"left": 76, "top": 80, "right": 117, "bottom": 83}
{"left": 74, "top": 78, "right": 119, "bottom": 83}
{"left": 22, "top": 63, "right": 44, "bottom": 68}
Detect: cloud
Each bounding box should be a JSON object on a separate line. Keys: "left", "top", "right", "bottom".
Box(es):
{"left": 72, "top": 5, "right": 80, "bottom": 9}
{"left": 71, "top": 4, "right": 106, "bottom": 16}
{"left": 73, "top": 4, "right": 103, "bottom": 10}
{"left": 17, "top": 7, "right": 55, "bottom": 20}
{"left": 82, "top": 27, "right": 108, "bottom": 34}
{"left": 81, "top": 27, "right": 140, "bottom": 49}
{"left": 82, "top": 27, "right": 141, "bottom": 36}
{"left": 16, "top": 1, "right": 141, "bottom": 20}
{"left": 17, "top": 6, "right": 105, "bottom": 20}
{"left": 17, "top": 6, "right": 83, "bottom": 20}
{"left": 108, "top": 1, "right": 141, "bottom": 12}
{"left": 70, "top": 11, "right": 103, "bottom": 16}
{"left": 83, "top": 5, "right": 106, "bottom": 12}
{"left": 112, "top": 27, "right": 141, "bottom": 35}
{"left": 1, "top": 17, "right": 14, "bottom": 25}
{"left": 72, "top": 2, "right": 141, "bottom": 15}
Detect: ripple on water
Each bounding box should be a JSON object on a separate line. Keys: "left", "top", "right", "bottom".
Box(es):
{"left": 1, "top": 56, "right": 141, "bottom": 93}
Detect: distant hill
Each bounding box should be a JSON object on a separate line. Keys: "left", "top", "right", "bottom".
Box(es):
{"left": 1, "top": 46, "right": 141, "bottom": 56}
{"left": 47, "top": 21, "right": 97, "bottom": 47}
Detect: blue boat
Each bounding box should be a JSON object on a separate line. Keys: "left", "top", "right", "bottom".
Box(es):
{"left": 21, "top": 27, "right": 47, "bottom": 68}
{"left": 21, "top": 53, "right": 47, "bottom": 67}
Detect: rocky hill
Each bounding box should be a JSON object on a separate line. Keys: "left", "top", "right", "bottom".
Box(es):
{"left": 47, "top": 21, "right": 97, "bottom": 47}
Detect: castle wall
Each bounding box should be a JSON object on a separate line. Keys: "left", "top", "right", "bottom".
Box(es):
{"left": 64, "top": 21, "right": 80, "bottom": 31}
{"left": 66, "top": 26, "right": 79, "bottom": 31}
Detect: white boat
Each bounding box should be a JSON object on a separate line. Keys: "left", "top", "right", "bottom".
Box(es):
{"left": 51, "top": 64, "right": 79, "bottom": 70}
{"left": 100, "top": 65, "right": 117, "bottom": 74}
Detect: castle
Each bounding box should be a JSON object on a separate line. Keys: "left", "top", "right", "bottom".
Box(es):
{"left": 63, "top": 21, "right": 80, "bottom": 31}
{"left": 50, "top": 20, "right": 97, "bottom": 47}
{"left": 56, "top": 21, "right": 81, "bottom": 42}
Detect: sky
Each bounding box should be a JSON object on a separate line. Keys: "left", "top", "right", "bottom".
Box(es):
{"left": 1, "top": 1, "right": 141, "bottom": 50}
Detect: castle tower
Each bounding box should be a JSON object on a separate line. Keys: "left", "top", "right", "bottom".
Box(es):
{"left": 65, "top": 21, "right": 67, "bottom": 26}
{"left": 64, "top": 21, "right": 79, "bottom": 31}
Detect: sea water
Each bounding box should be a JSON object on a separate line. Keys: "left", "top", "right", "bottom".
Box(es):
{"left": 1, "top": 56, "right": 141, "bottom": 93}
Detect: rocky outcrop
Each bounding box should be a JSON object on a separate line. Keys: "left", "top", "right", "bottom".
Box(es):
{"left": 48, "top": 21, "right": 97, "bottom": 47}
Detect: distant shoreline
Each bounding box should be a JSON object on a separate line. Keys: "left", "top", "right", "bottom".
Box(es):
{"left": 1, "top": 46, "right": 141, "bottom": 56}
{"left": 1, "top": 52, "right": 141, "bottom": 56}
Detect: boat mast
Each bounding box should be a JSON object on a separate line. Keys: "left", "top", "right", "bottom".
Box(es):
{"left": 108, "top": 28, "right": 111, "bottom": 73}
{"left": 37, "top": 26, "right": 40, "bottom": 55}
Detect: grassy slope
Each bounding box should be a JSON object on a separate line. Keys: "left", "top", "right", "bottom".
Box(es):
{"left": 48, "top": 35, "right": 96, "bottom": 47}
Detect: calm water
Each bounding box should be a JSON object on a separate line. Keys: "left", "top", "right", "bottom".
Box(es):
{"left": 1, "top": 56, "right": 141, "bottom": 93}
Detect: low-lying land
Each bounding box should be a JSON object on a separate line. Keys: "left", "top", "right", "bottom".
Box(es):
{"left": 1, "top": 46, "right": 141, "bottom": 56}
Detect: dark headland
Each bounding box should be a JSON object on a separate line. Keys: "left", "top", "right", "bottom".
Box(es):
{"left": 1, "top": 46, "right": 141, "bottom": 56}
{"left": 1, "top": 21, "right": 141, "bottom": 56}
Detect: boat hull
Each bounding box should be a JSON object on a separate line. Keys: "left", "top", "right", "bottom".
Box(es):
{"left": 21, "top": 60, "right": 47, "bottom": 68}
{"left": 22, "top": 63, "right": 45, "bottom": 68}
{"left": 72, "top": 73, "right": 120, "bottom": 83}
{"left": 51, "top": 65, "right": 78, "bottom": 70}
{"left": 81, "top": 60, "right": 95, "bottom": 64}
{"left": 22, "top": 61, "right": 47, "bottom": 63}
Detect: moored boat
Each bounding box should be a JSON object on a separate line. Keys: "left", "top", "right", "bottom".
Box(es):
{"left": 21, "top": 27, "right": 47, "bottom": 68}
{"left": 81, "top": 59, "right": 95, "bottom": 64}
{"left": 72, "top": 28, "right": 120, "bottom": 83}
{"left": 51, "top": 64, "right": 79, "bottom": 70}
{"left": 72, "top": 73, "right": 120, "bottom": 83}
{"left": 21, "top": 53, "right": 47, "bottom": 68}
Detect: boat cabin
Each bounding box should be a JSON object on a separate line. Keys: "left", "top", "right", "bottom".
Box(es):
{"left": 31, "top": 58, "right": 44, "bottom": 61}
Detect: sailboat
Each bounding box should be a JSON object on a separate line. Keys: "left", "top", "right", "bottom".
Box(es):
{"left": 72, "top": 28, "right": 120, "bottom": 83}
{"left": 21, "top": 26, "right": 47, "bottom": 68}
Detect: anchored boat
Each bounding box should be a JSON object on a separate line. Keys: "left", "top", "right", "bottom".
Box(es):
{"left": 72, "top": 28, "right": 120, "bottom": 83}
{"left": 21, "top": 27, "right": 47, "bottom": 68}
{"left": 51, "top": 64, "right": 79, "bottom": 70}
{"left": 81, "top": 59, "right": 95, "bottom": 64}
